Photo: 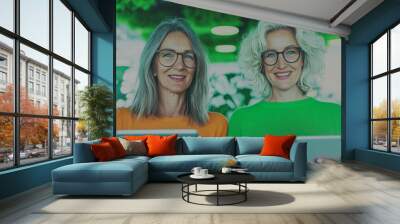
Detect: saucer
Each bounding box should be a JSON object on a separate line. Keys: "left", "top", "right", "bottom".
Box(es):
{"left": 190, "top": 174, "right": 215, "bottom": 179}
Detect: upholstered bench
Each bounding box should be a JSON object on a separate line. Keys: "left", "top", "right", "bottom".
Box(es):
{"left": 52, "top": 142, "right": 149, "bottom": 196}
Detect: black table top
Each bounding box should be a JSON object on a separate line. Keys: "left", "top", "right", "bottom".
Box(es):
{"left": 177, "top": 172, "right": 255, "bottom": 185}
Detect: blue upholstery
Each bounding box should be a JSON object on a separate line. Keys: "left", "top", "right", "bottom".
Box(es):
{"left": 236, "top": 137, "right": 263, "bottom": 155}
{"left": 149, "top": 154, "right": 235, "bottom": 172}
{"left": 247, "top": 172, "right": 294, "bottom": 182}
{"left": 52, "top": 137, "right": 307, "bottom": 195}
{"left": 73, "top": 140, "right": 100, "bottom": 163}
{"left": 236, "top": 155, "right": 293, "bottom": 172}
{"left": 291, "top": 142, "right": 307, "bottom": 181}
{"left": 52, "top": 158, "right": 148, "bottom": 195}
{"left": 181, "top": 137, "right": 235, "bottom": 155}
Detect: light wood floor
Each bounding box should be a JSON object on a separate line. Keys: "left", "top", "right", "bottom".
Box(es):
{"left": 1, "top": 160, "right": 400, "bottom": 224}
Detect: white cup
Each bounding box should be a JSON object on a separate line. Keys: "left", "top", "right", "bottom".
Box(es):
{"left": 191, "top": 167, "right": 202, "bottom": 176}
{"left": 200, "top": 169, "right": 208, "bottom": 176}
{"left": 221, "top": 167, "right": 232, "bottom": 174}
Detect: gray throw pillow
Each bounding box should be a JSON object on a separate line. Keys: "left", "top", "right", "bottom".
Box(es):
{"left": 119, "top": 137, "right": 147, "bottom": 156}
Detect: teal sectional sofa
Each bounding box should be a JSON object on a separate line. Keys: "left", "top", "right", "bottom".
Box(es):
{"left": 52, "top": 137, "right": 307, "bottom": 196}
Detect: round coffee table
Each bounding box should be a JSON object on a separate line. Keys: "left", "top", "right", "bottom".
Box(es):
{"left": 177, "top": 173, "right": 255, "bottom": 206}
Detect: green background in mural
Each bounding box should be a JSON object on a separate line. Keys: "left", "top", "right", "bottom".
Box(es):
{"left": 116, "top": 0, "right": 341, "bottom": 120}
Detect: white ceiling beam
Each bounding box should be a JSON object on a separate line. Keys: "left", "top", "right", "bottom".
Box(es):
{"left": 330, "top": 0, "right": 368, "bottom": 27}
{"left": 165, "top": 0, "right": 351, "bottom": 37}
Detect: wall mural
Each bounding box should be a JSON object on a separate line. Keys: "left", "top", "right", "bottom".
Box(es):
{"left": 116, "top": 0, "right": 341, "bottom": 141}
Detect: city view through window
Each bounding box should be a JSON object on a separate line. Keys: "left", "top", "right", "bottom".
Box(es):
{"left": 0, "top": 0, "right": 91, "bottom": 170}
{"left": 371, "top": 23, "right": 400, "bottom": 153}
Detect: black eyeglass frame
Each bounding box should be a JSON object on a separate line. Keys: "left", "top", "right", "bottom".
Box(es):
{"left": 261, "top": 46, "right": 303, "bottom": 66}
{"left": 156, "top": 49, "right": 197, "bottom": 68}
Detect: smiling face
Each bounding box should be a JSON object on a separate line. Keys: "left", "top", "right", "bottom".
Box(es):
{"left": 153, "top": 31, "right": 196, "bottom": 95}
{"left": 263, "top": 28, "right": 303, "bottom": 93}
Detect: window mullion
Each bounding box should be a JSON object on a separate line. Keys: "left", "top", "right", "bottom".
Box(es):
{"left": 388, "top": 30, "right": 391, "bottom": 152}
{"left": 48, "top": 0, "right": 53, "bottom": 160}
{"left": 13, "top": 0, "right": 20, "bottom": 167}
{"left": 71, "top": 10, "right": 76, "bottom": 154}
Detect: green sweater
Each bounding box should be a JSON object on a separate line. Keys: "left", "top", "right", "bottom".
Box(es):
{"left": 228, "top": 97, "right": 341, "bottom": 136}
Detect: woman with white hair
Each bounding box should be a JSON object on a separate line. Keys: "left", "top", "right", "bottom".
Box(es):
{"left": 117, "top": 18, "right": 227, "bottom": 136}
{"left": 228, "top": 22, "right": 340, "bottom": 136}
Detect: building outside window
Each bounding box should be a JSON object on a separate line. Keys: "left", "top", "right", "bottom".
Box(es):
{"left": 0, "top": 0, "right": 91, "bottom": 171}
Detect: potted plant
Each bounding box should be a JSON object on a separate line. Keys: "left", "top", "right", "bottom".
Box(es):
{"left": 79, "top": 84, "right": 113, "bottom": 140}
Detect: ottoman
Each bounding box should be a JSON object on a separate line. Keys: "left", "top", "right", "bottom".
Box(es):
{"left": 52, "top": 157, "right": 148, "bottom": 196}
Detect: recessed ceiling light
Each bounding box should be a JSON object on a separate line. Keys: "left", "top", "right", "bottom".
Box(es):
{"left": 215, "top": 45, "right": 236, "bottom": 53}
{"left": 211, "top": 26, "right": 239, "bottom": 36}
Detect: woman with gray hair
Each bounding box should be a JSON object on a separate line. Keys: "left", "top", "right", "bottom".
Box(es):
{"left": 228, "top": 21, "right": 340, "bottom": 136}
{"left": 117, "top": 18, "right": 227, "bottom": 136}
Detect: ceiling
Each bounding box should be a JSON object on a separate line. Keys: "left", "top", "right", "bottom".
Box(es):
{"left": 167, "top": 0, "right": 384, "bottom": 36}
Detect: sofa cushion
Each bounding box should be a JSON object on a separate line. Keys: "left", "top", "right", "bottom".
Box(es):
{"left": 181, "top": 137, "right": 235, "bottom": 155}
{"left": 52, "top": 159, "right": 147, "bottom": 183}
{"left": 236, "top": 155, "right": 293, "bottom": 172}
{"left": 260, "top": 135, "right": 296, "bottom": 159}
{"left": 148, "top": 154, "right": 235, "bottom": 172}
{"left": 147, "top": 135, "right": 177, "bottom": 157}
{"left": 101, "top": 137, "right": 127, "bottom": 158}
{"left": 90, "top": 142, "right": 118, "bottom": 161}
{"left": 236, "top": 137, "right": 263, "bottom": 155}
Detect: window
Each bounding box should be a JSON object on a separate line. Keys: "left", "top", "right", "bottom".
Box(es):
{"left": 0, "top": 55, "right": 7, "bottom": 86}
{"left": 41, "top": 73, "right": 46, "bottom": 83}
{"left": 371, "top": 23, "right": 400, "bottom": 154}
{"left": 0, "top": 55, "right": 7, "bottom": 67}
{"left": 0, "top": 0, "right": 91, "bottom": 170}
{"left": 36, "top": 83, "right": 40, "bottom": 95}
{"left": 28, "top": 81, "right": 34, "bottom": 94}
{"left": 35, "top": 70, "right": 40, "bottom": 81}
{"left": 42, "top": 85, "right": 46, "bottom": 97}
{"left": 0, "top": 0, "right": 13, "bottom": 32}
{"left": 28, "top": 67, "right": 34, "bottom": 80}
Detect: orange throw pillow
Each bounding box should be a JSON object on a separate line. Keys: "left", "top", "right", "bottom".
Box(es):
{"left": 91, "top": 142, "right": 117, "bottom": 161}
{"left": 101, "top": 137, "right": 127, "bottom": 158}
{"left": 260, "top": 135, "right": 296, "bottom": 159}
{"left": 146, "top": 135, "right": 177, "bottom": 157}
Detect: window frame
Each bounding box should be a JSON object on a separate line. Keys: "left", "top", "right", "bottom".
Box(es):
{"left": 370, "top": 20, "right": 400, "bottom": 154}
{"left": 0, "top": 0, "right": 92, "bottom": 171}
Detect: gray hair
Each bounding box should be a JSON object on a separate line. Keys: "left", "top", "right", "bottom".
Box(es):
{"left": 238, "top": 21, "right": 326, "bottom": 98}
{"left": 131, "top": 18, "right": 209, "bottom": 125}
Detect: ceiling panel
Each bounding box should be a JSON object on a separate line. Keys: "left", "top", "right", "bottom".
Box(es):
{"left": 226, "top": 0, "right": 352, "bottom": 21}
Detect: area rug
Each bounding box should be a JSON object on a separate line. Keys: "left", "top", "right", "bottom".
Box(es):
{"left": 37, "top": 183, "right": 362, "bottom": 214}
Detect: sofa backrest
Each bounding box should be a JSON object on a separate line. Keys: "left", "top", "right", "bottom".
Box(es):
{"left": 180, "top": 137, "right": 235, "bottom": 155}
{"left": 73, "top": 139, "right": 100, "bottom": 163}
{"left": 235, "top": 137, "right": 263, "bottom": 155}
{"left": 236, "top": 137, "right": 302, "bottom": 157}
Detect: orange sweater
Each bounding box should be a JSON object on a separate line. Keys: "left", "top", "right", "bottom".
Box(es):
{"left": 116, "top": 108, "right": 228, "bottom": 137}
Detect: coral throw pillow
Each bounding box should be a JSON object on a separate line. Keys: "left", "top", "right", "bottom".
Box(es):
{"left": 146, "top": 135, "right": 177, "bottom": 157}
{"left": 91, "top": 142, "right": 117, "bottom": 162}
{"left": 101, "top": 137, "right": 127, "bottom": 158}
{"left": 260, "top": 135, "right": 296, "bottom": 159}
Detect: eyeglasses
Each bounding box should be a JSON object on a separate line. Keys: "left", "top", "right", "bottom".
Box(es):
{"left": 261, "top": 47, "right": 302, "bottom": 66}
{"left": 156, "top": 49, "right": 196, "bottom": 68}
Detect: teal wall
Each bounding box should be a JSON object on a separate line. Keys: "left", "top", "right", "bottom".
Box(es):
{"left": 344, "top": 0, "right": 400, "bottom": 171}
{"left": 0, "top": 0, "right": 114, "bottom": 200}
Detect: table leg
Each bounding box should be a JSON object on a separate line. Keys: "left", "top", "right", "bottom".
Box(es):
{"left": 195, "top": 184, "right": 197, "bottom": 192}
{"left": 245, "top": 183, "right": 247, "bottom": 201}
{"left": 217, "top": 184, "right": 219, "bottom": 206}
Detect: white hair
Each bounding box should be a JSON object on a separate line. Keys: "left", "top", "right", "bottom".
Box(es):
{"left": 238, "top": 21, "right": 326, "bottom": 98}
